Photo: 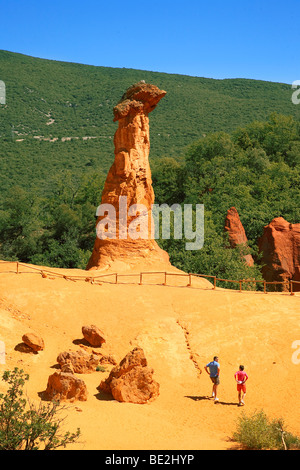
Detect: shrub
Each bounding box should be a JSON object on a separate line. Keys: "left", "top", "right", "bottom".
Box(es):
{"left": 232, "top": 409, "right": 300, "bottom": 450}
{"left": 0, "top": 368, "right": 81, "bottom": 450}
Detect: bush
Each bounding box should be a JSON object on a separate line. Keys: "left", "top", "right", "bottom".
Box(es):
{"left": 232, "top": 409, "right": 300, "bottom": 450}
{"left": 0, "top": 368, "right": 81, "bottom": 450}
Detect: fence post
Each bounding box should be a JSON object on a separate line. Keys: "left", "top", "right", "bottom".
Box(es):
{"left": 213, "top": 276, "right": 216, "bottom": 289}
{"left": 239, "top": 280, "right": 242, "bottom": 292}
{"left": 264, "top": 280, "right": 267, "bottom": 294}
{"left": 16, "top": 262, "right": 19, "bottom": 274}
{"left": 163, "top": 272, "right": 167, "bottom": 286}
{"left": 139, "top": 273, "right": 143, "bottom": 285}
{"left": 115, "top": 273, "right": 118, "bottom": 284}
{"left": 187, "top": 273, "right": 191, "bottom": 287}
{"left": 290, "top": 281, "right": 295, "bottom": 296}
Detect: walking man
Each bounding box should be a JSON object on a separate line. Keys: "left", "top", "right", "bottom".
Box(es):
{"left": 234, "top": 365, "right": 248, "bottom": 406}
{"left": 204, "top": 356, "right": 220, "bottom": 403}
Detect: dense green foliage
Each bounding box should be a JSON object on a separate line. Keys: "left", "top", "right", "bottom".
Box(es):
{"left": 0, "top": 368, "right": 80, "bottom": 450}
{"left": 152, "top": 113, "right": 300, "bottom": 286}
{"left": 232, "top": 409, "right": 300, "bottom": 450}
{"left": 0, "top": 51, "right": 299, "bottom": 283}
{"left": 1, "top": 49, "right": 299, "bottom": 196}
{"left": 0, "top": 169, "right": 105, "bottom": 268}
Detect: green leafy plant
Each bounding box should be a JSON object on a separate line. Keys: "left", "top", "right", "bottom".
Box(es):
{"left": 232, "top": 409, "right": 300, "bottom": 450}
{"left": 0, "top": 368, "right": 81, "bottom": 450}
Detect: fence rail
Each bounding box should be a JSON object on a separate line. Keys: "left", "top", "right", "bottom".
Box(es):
{"left": 0, "top": 260, "right": 299, "bottom": 295}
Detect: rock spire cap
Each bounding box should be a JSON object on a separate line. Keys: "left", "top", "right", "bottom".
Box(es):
{"left": 113, "top": 81, "right": 166, "bottom": 121}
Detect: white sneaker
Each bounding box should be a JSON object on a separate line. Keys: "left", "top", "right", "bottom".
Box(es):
{"left": 214, "top": 398, "right": 219, "bottom": 403}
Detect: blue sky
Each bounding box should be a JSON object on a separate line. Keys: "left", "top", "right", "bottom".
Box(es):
{"left": 0, "top": 0, "right": 299, "bottom": 84}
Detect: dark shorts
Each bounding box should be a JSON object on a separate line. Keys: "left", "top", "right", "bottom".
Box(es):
{"left": 210, "top": 376, "right": 220, "bottom": 385}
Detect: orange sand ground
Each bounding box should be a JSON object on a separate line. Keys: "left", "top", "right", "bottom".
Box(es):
{"left": 0, "top": 260, "right": 299, "bottom": 450}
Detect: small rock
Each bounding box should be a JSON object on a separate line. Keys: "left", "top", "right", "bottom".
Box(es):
{"left": 57, "top": 349, "right": 99, "bottom": 374}
{"left": 98, "top": 347, "right": 159, "bottom": 404}
{"left": 82, "top": 324, "right": 106, "bottom": 347}
{"left": 22, "top": 332, "right": 44, "bottom": 352}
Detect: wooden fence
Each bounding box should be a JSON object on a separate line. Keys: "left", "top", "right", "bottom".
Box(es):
{"left": 0, "top": 260, "right": 299, "bottom": 295}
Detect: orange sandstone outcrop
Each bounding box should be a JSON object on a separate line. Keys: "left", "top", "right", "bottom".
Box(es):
{"left": 98, "top": 347, "right": 160, "bottom": 404}
{"left": 86, "top": 82, "right": 170, "bottom": 270}
{"left": 45, "top": 369, "right": 88, "bottom": 402}
{"left": 82, "top": 324, "right": 106, "bottom": 347}
{"left": 57, "top": 349, "right": 99, "bottom": 374}
{"left": 224, "top": 207, "right": 254, "bottom": 267}
{"left": 258, "top": 217, "right": 300, "bottom": 291}
{"left": 22, "top": 332, "right": 45, "bottom": 352}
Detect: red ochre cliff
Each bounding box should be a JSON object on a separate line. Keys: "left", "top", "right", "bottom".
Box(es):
{"left": 224, "top": 207, "right": 254, "bottom": 267}
{"left": 258, "top": 217, "right": 300, "bottom": 291}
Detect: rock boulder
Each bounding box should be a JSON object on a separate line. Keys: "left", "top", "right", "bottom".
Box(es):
{"left": 82, "top": 324, "right": 106, "bottom": 347}
{"left": 57, "top": 349, "right": 99, "bottom": 374}
{"left": 98, "top": 347, "right": 159, "bottom": 404}
{"left": 45, "top": 370, "right": 88, "bottom": 402}
{"left": 258, "top": 217, "right": 300, "bottom": 291}
{"left": 22, "top": 332, "right": 44, "bottom": 352}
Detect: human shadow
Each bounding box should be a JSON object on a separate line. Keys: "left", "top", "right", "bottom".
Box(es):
{"left": 185, "top": 395, "right": 212, "bottom": 402}
{"left": 217, "top": 400, "right": 239, "bottom": 406}
{"left": 185, "top": 395, "right": 238, "bottom": 406}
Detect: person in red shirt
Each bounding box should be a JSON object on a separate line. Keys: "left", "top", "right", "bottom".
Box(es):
{"left": 234, "top": 365, "right": 248, "bottom": 406}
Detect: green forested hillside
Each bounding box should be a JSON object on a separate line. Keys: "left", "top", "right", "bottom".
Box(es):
{"left": 152, "top": 113, "right": 300, "bottom": 287}
{"left": 0, "top": 49, "right": 299, "bottom": 196}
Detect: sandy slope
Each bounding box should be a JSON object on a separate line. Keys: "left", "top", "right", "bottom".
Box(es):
{"left": 0, "top": 261, "right": 299, "bottom": 450}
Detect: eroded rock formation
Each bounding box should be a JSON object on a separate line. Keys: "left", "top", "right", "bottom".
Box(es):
{"left": 87, "top": 81, "right": 170, "bottom": 270}
{"left": 22, "top": 332, "right": 44, "bottom": 352}
{"left": 98, "top": 346, "right": 160, "bottom": 404}
{"left": 57, "top": 349, "right": 99, "bottom": 374}
{"left": 258, "top": 217, "right": 300, "bottom": 291}
{"left": 82, "top": 324, "right": 106, "bottom": 347}
{"left": 224, "top": 207, "right": 254, "bottom": 267}
{"left": 45, "top": 369, "right": 88, "bottom": 402}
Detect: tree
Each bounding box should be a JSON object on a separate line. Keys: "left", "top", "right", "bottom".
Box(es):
{"left": 152, "top": 157, "right": 185, "bottom": 204}
{"left": 0, "top": 368, "right": 81, "bottom": 450}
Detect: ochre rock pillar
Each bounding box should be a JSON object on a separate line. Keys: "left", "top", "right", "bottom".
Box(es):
{"left": 87, "top": 82, "right": 170, "bottom": 270}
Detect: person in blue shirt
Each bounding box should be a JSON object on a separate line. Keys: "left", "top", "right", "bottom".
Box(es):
{"left": 204, "top": 356, "right": 220, "bottom": 403}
